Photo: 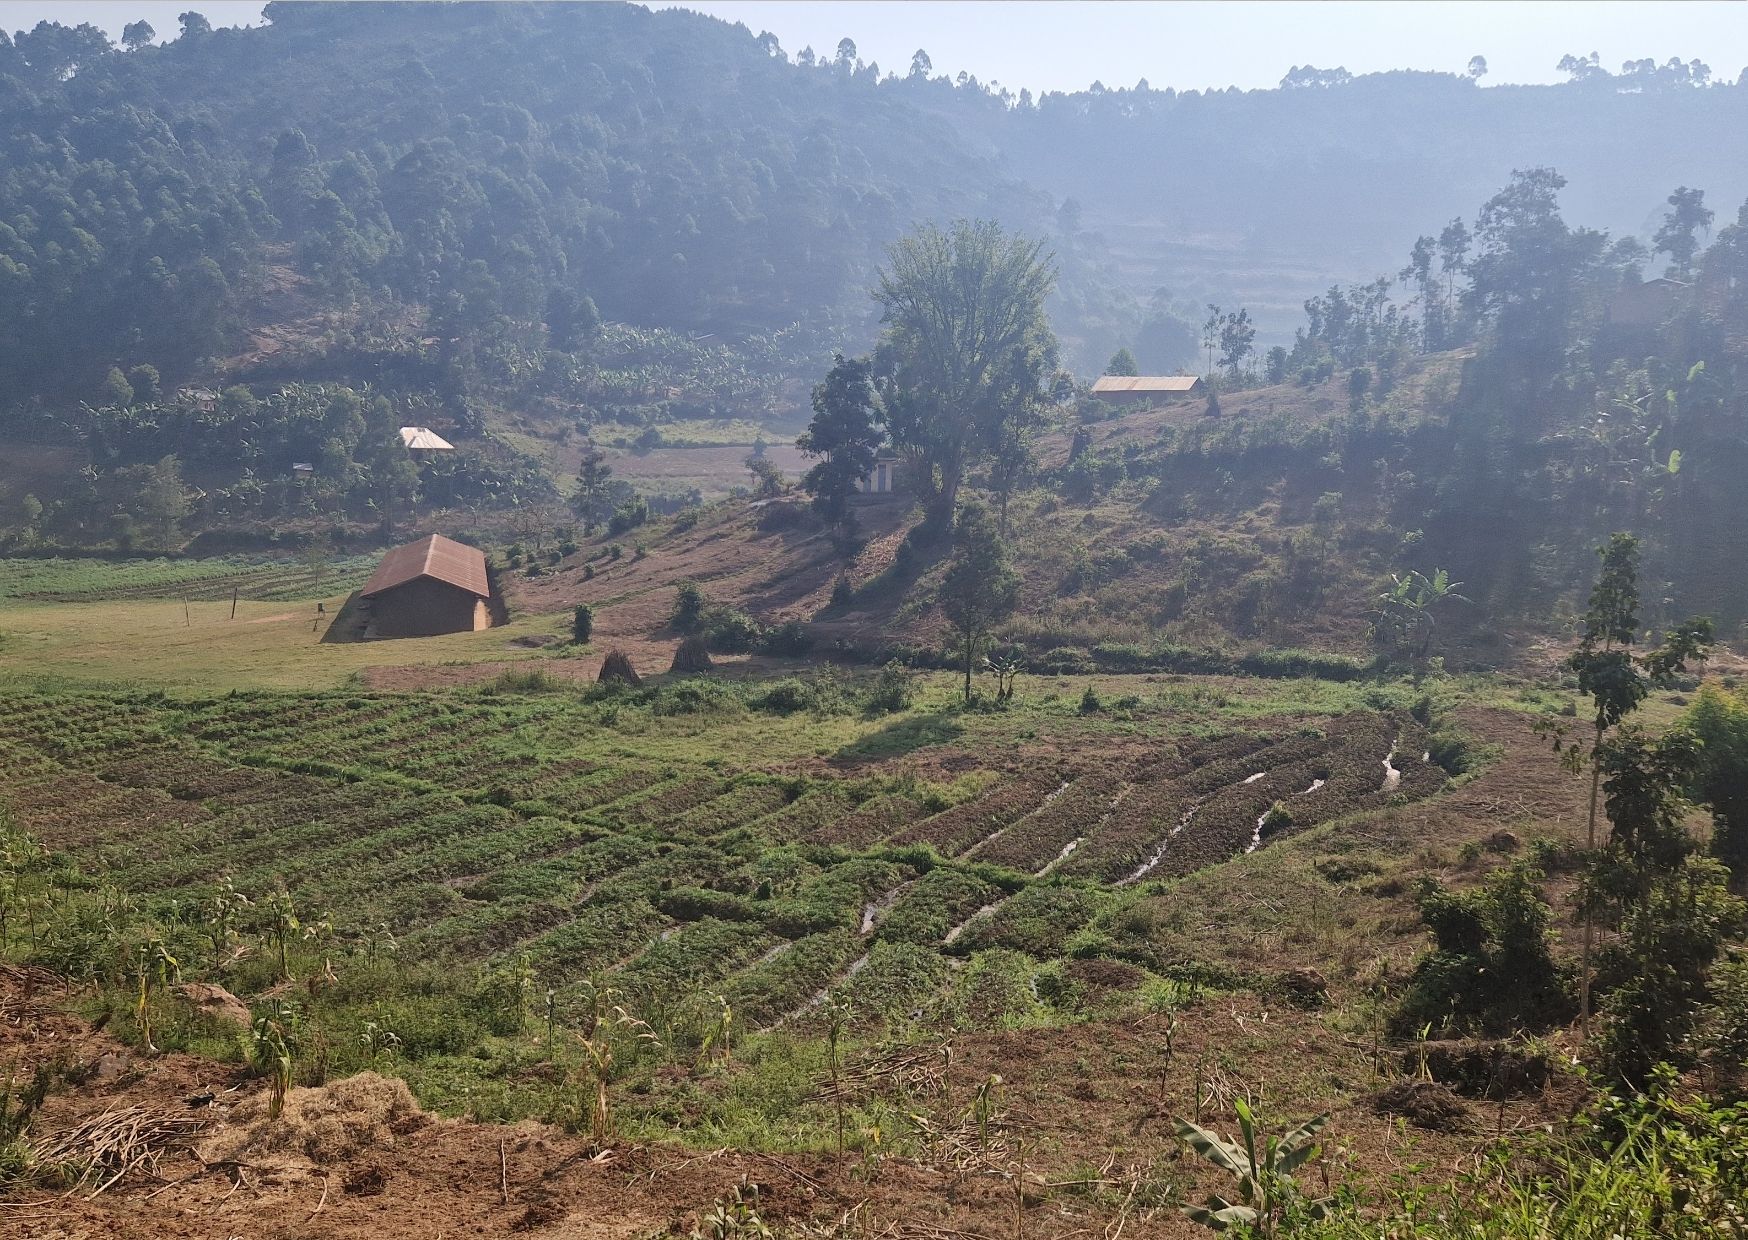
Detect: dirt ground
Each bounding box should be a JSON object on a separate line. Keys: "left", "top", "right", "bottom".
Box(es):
{"left": 3, "top": 960, "right": 1583, "bottom": 1240}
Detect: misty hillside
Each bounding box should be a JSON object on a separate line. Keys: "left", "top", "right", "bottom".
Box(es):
{"left": 3, "top": 1, "right": 1746, "bottom": 407}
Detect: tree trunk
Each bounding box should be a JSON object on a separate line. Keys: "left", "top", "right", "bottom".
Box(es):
{"left": 963, "top": 634, "right": 975, "bottom": 703}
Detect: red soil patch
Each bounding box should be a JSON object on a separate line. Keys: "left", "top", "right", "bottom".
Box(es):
{"left": 4, "top": 971, "right": 1580, "bottom": 1240}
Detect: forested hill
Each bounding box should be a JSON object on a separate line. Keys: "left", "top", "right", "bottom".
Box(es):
{"left": 3, "top": 1, "right": 1746, "bottom": 409}
{"left": 0, "top": 1, "right": 1049, "bottom": 404}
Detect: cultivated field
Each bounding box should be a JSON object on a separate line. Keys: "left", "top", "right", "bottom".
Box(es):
{"left": 0, "top": 676, "right": 1454, "bottom": 1030}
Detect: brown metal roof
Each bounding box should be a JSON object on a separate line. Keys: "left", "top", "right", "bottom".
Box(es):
{"left": 1091, "top": 375, "right": 1203, "bottom": 393}
{"left": 361, "top": 534, "right": 490, "bottom": 599}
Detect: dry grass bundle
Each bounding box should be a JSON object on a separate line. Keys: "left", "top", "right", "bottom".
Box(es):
{"left": 199, "top": 1072, "right": 428, "bottom": 1168}
{"left": 669, "top": 635, "right": 712, "bottom": 673}
{"left": 808, "top": 1046, "right": 945, "bottom": 1106}
{"left": 598, "top": 649, "right": 641, "bottom": 686}
{"left": 30, "top": 1104, "right": 207, "bottom": 1196}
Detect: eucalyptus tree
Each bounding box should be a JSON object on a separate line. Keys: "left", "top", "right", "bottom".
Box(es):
{"left": 872, "top": 220, "right": 1057, "bottom": 530}
{"left": 1560, "top": 533, "right": 1712, "bottom": 1032}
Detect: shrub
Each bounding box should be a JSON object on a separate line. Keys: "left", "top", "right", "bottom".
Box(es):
{"left": 1079, "top": 685, "right": 1103, "bottom": 714}
{"left": 752, "top": 675, "right": 848, "bottom": 716}
{"left": 608, "top": 543, "right": 623, "bottom": 561}
{"left": 1395, "top": 863, "right": 1571, "bottom": 1036}
{"left": 1091, "top": 642, "right": 1150, "bottom": 673}
{"left": 754, "top": 679, "right": 813, "bottom": 715}
{"left": 762, "top": 620, "right": 812, "bottom": 657}
{"left": 582, "top": 563, "right": 595, "bottom": 581}
{"left": 607, "top": 498, "right": 648, "bottom": 536}
{"left": 672, "top": 582, "right": 706, "bottom": 633}
{"left": 704, "top": 607, "right": 762, "bottom": 653}
{"left": 756, "top": 502, "right": 805, "bottom": 532}
{"left": 830, "top": 577, "right": 854, "bottom": 607}
{"left": 488, "top": 666, "right": 562, "bottom": 694}
{"left": 864, "top": 661, "right": 913, "bottom": 714}
{"left": 571, "top": 605, "right": 593, "bottom": 644}
{"left": 651, "top": 678, "right": 741, "bottom": 716}
{"left": 1036, "top": 647, "right": 1095, "bottom": 676}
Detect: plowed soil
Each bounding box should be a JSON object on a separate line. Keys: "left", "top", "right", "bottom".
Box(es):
{"left": 3, "top": 968, "right": 1582, "bottom": 1240}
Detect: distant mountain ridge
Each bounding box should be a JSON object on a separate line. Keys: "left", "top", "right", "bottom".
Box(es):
{"left": 1, "top": 1, "right": 1744, "bottom": 403}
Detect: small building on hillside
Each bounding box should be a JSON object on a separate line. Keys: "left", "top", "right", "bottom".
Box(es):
{"left": 1090, "top": 375, "right": 1205, "bottom": 405}
{"left": 1607, "top": 277, "right": 1687, "bottom": 329}
{"left": 855, "top": 454, "right": 902, "bottom": 495}
{"left": 398, "top": 426, "right": 455, "bottom": 452}
{"left": 360, "top": 534, "right": 492, "bottom": 637}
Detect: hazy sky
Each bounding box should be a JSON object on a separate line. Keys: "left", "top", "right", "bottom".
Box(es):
{"left": 4, "top": 1, "right": 1745, "bottom": 93}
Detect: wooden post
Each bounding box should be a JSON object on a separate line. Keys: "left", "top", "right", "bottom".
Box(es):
{"left": 184, "top": 598, "right": 191, "bottom": 627}
{"left": 230, "top": 587, "right": 239, "bottom": 620}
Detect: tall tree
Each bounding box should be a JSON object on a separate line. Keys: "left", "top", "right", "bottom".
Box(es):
{"left": 571, "top": 446, "right": 613, "bottom": 536}
{"left": 798, "top": 354, "right": 882, "bottom": 546}
{"left": 121, "top": 20, "right": 156, "bottom": 51}
{"left": 1105, "top": 348, "right": 1139, "bottom": 376}
{"left": 1436, "top": 217, "right": 1471, "bottom": 325}
{"left": 1561, "top": 533, "right": 1713, "bottom": 1033}
{"left": 1201, "top": 304, "right": 1222, "bottom": 375}
{"left": 1219, "top": 307, "right": 1256, "bottom": 379}
{"left": 1653, "top": 186, "right": 1714, "bottom": 279}
{"left": 940, "top": 501, "right": 1020, "bottom": 703}
{"left": 872, "top": 220, "right": 1057, "bottom": 528}
{"left": 1465, "top": 168, "right": 1605, "bottom": 402}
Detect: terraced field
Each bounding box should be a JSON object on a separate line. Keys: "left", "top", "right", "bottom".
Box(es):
{"left": 0, "top": 681, "right": 1454, "bottom": 1031}
{"left": 0, "top": 554, "right": 378, "bottom": 603}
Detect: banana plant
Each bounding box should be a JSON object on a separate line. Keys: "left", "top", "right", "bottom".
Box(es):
{"left": 1173, "top": 1099, "right": 1333, "bottom": 1235}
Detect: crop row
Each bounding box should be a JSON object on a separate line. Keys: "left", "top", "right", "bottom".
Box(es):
{"left": 0, "top": 688, "right": 1453, "bottom": 1026}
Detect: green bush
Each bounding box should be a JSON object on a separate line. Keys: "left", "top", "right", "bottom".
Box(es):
{"left": 1395, "top": 863, "right": 1571, "bottom": 1036}
{"left": 753, "top": 679, "right": 813, "bottom": 715}
{"left": 704, "top": 607, "right": 763, "bottom": 653}
{"left": 864, "top": 661, "right": 913, "bottom": 714}
{"left": 607, "top": 498, "right": 648, "bottom": 536}
{"left": 762, "top": 619, "right": 812, "bottom": 657}
{"left": 672, "top": 582, "right": 706, "bottom": 633}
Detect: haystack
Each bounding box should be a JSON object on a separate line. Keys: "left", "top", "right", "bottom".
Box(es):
{"left": 669, "top": 635, "right": 712, "bottom": 673}
{"left": 198, "top": 1072, "right": 429, "bottom": 1168}
{"left": 598, "top": 649, "right": 641, "bottom": 686}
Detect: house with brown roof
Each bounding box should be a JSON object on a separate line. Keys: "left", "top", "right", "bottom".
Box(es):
{"left": 1089, "top": 375, "right": 1205, "bottom": 405}
{"left": 360, "top": 534, "right": 492, "bottom": 637}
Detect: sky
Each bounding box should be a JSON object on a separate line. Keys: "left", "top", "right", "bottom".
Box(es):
{"left": 4, "top": 0, "right": 1746, "bottom": 93}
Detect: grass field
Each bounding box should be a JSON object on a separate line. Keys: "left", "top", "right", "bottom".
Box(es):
{"left": 0, "top": 553, "right": 378, "bottom": 603}
{"left": 9, "top": 557, "right": 1729, "bottom": 1237}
